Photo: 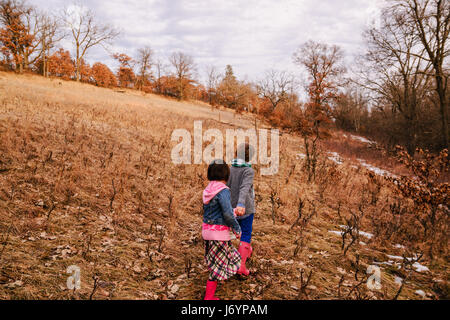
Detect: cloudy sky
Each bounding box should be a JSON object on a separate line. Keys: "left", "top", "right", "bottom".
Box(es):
{"left": 29, "top": 0, "right": 385, "bottom": 82}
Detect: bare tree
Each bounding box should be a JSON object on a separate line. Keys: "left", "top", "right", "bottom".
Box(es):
{"left": 205, "top": 65, "right": 221, "bottom": 105}
{"left": 22, "top": 8, "right": 64, "bottom": 74}
{"left": 333, "top": 86, "right": 369, "bottom": 133}
{"left": 153, "top": 57, "right": 166, "bottom": 94}
{"left": 63, "top": 4, "right": 119, "bottom": 82}
{"left": 135, "top": 46, "right": 153, "bottom": 91}
{"left": 257, "top": 69, "right": 295, "bottom": 113}
{"left": 39, "top": 13, "right": 64, "bottom": 77}
{"left": 392, "top": 0, "right": 449, "bottom": 150}
{"left": 21, "top": 6, "right": 42, "bottom": 70}
{"left": 358, "top": 8, "right": 433, "bottom": 155}
{"left": 293, "top": 41, "right": 345, "bottom": 182}
{"left": 169, "top": 51, "right": 195, "bottom": 100}
{"left": 293, "top": 41, "right": 345, "bottom": 113}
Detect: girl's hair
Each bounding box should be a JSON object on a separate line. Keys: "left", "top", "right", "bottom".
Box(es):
{"left": 236, "top": 143, "right": 255, "bottom": 163}
{"left": 207, "top": 159, "right": 230, "bottom": 182}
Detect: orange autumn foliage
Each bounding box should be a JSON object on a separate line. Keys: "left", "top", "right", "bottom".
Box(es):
{"left": 79, "top": 58, "right": 91, "bottom": 83}
{"left": 0, "top": 0, "right": 34, "bottom": 72}
{"left": 47, "top": 48, "right": 74, "bottom": 80}
{"left": 91, "top": 62, "right": 117, "bottom": 88}
{"left": 113, "top": 53, "right": 135, "bottom": 88}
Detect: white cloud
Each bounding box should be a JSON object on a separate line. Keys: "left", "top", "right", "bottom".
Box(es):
{"left": 28, "top": 0, "right": 384, "bottom": 83}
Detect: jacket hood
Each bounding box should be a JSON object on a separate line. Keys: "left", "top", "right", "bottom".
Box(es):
{"left": 203, "top": 181, "right": 229, "bottom": 204}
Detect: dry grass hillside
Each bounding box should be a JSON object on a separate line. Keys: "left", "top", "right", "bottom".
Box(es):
{"left": 0, "top": 72, "right": 448, "bottom": 300}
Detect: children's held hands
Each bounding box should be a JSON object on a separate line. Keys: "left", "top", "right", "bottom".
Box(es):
{"left": 235, "top": 206, "right": 246, "bottom": 216}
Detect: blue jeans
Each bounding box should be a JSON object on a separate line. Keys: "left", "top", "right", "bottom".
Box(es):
{"left": 237, "top": 214, "right": 254, "bottom": 244}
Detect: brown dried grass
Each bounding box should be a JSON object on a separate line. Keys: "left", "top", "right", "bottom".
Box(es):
{"left": 0, "top": 72, "right": 447, "bottom": 300}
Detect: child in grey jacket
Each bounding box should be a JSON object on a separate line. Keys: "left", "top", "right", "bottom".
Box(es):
{"left": 227, "top": 143, "right": 256, "bottom": 276}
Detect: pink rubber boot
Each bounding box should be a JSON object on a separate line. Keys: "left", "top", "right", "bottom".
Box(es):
{"left": 204, "top": 280, "right": 220, "bottom": 300}
{"left": 237, "top": 242, "right": 253, "bottom": 276}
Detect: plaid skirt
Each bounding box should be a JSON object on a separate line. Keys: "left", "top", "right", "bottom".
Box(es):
{"left": 204, "top": 240, "right": 241, "bottom": 281}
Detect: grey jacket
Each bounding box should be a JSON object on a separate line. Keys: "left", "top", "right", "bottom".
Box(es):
{"left": 227, "top": 166, "right": 255, "bottom": 220}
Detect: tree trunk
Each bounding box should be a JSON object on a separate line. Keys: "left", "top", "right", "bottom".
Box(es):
{"left": 76, "top": 45, "right": 81, "bottom": 82}
{"left": 42, "top": 41, "right": 47, "bottom": 77}
{"left": 178, "top": 79, "right": 183, "bottom": 100}
{"left": 406, "top": 122, "right": 417, "bottom": 156}
{"left": 76, "top": 59, "right": 81, "bottom": 82}
{"left": 436, "top": 75, "right": 449, "bottom": 150}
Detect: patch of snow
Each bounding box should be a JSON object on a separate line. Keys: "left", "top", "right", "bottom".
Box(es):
{"left": 338, "top": 225, "right": 374, "bottom": 239}
{"left": 373, "top": 261, "right": 394, "bottom": 266}
{"left": 384, "top": 254, "right": 430, "bottom": 273}
{"left": 415, "top": 290, "right": 426, "bottom": 298}
{"left": 412, "top": 262, "right": 429, "bottom": 273}
{"left": 357, "top": 159, "right": 397, "bottom": 178}
{"left": 359, "top": 231, "right": 374, "bottom": 239}
{"left": 386, "top": 255, "right": 404, "bottom": 261}
{"left": 350, "top": 135, "right": 375, "bottom": 145}
{"left": 394, "top": 276, "right": 403, "bottom": 285}
{"left": 296, "top": 153, "right": 306, "bottom": 160}
{"left": 394, "top": 244, "right": 406, "bottom": 249}
{"left": 6, "top": 280, "right": 23, "bottom": 288}
{"left": 337, "top": 267, "right": 347, "bottom": 274}
{"left": 328, "top": 230, "right": 344, "bottom": 236}
{"left": 359, "top": 241, "right": 367, "bottom": 246}
{"left": 328, "top": 152, "right": 343, "bottom": 165}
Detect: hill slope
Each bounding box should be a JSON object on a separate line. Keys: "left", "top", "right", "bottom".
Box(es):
{"left": 0, "top": 72, "right": 447, "bottom": 300}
